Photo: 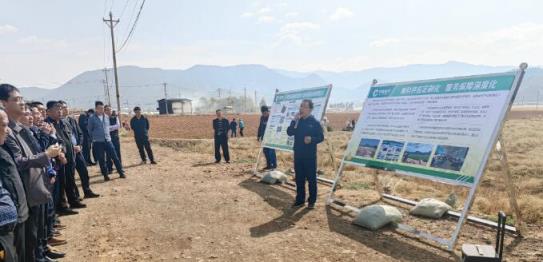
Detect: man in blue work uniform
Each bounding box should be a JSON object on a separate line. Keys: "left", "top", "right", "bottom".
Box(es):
{"left": 286, "top": 99, "right": 324, "bottom": 209}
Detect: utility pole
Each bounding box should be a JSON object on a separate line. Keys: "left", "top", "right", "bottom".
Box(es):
{"left": 254, "top": 90, "right": 257, "bottom": 108}
{"left": 103, "top": 12, "right": 122, "bottom": 121}
{"left": 163, "top": 82, "right": 169, "bottom": 114}
{"left": 102, "top": 68, "right": 112, "bottom": 105}
{"left": 217, "top": 88, "right": 221, "bottom": 98}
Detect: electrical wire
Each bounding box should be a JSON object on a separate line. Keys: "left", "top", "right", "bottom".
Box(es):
{"left": 116, "top": 0, "right": 146, "bottom": 53}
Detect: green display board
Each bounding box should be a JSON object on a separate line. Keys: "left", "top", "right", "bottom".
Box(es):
{"left": 262, "top": 85, "right": 332, "bottom": 151}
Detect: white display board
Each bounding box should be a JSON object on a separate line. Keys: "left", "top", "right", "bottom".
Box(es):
{"left": 343, "top": 72, "right": 519, "bottom": 186}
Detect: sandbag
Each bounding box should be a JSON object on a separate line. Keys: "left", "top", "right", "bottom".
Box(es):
{"left": 352, "top": 205, "right": 402, "bottom": 230}
{"left": 410, "top": 198, "right": 452, "bottom": 219}
{"left": 260, "top": 173, "right": 278, "bottom": 184}
{"left": 269, "top": 170, "right": 288, "bottom": 183}
{"left": 260, "top": 171, "right": 288, "bottom": 184}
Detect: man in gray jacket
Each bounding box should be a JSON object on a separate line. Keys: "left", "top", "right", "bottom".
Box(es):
{"left": 1, "top": 84, "right": 61, "bottom": 262}
{"left": 87, "top": 101, "right": 125, "bottom": 181}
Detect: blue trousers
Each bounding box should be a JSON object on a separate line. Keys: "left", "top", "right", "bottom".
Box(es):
{"left": 294, "top": 157, "right": 317, "bottom": 204}
{"left": 263, "top": 148, "right": 277, "bottom": 168}
{"left": 93, "top": 141, "right": 124, "bottom": 177}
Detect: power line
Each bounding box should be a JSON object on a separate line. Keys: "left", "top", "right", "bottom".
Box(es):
{"left": 116, "top": 0, "right": 146, "bottom": 53}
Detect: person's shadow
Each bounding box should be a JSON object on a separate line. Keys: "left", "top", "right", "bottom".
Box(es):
{"left": 239, "top": 178, "right": 310, "bottom": 238}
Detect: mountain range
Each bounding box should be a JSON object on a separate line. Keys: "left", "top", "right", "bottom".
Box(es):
{"left": 19, "top": 61, "right": 543, "bottom": 111}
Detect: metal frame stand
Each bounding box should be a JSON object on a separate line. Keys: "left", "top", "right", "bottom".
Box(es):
{"left": 327, "top": 64, "right": 528, "bottom": 251}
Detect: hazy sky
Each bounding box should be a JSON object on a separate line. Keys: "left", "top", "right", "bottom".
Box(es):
{"left": 1, "top": 0, "right": 542, "bottom": 88}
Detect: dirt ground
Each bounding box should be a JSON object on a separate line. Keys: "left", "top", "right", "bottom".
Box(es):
{"left": 59, "top": 136, "right": 543, "bottom": 262}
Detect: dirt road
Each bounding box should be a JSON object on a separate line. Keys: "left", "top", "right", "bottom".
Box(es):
{"left": 59, "top": 138, "right": 541, "bottom": 261}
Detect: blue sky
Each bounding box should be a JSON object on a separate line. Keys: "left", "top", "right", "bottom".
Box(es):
{"left": 1, "top": 0, "right": 542, "bottom": 88}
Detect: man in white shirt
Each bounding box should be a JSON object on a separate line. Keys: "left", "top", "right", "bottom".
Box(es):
{"left": 105, "top": 105, "right": 121, "bottom": 173}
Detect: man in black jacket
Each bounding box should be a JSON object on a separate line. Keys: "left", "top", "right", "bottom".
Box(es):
{"left": 78, "top": 109, "right": 95, "bottom": 166}
{"left": 130, "top": 106, "right": 156, "bottom": 165}
{"left": 257, "top": 106, "right": 276, "bottom": 170}
{"left": 0, "top": 106, "right": 27, "bottom": 262}
{"left": 59, "top": 101, "right": 99, "bottom": 199}
{"left": 286, "top": 99, "right": 324, "bottom": 209}
{"left": 212, "top": 109, "right": 230, "bottom": 163}
{"left": 45, "top": 101, "right": 86, "bottom": 212}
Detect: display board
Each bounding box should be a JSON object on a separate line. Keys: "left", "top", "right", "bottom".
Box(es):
{"left": 342, "top": 72, "right": 518, "bottom": 186}
{"left": 262, "top": 85, "right": 332, "bottom": 151}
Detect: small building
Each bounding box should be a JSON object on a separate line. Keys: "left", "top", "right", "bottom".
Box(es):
{"left": 157, "top": 98, "right": 193, "bottom": 115}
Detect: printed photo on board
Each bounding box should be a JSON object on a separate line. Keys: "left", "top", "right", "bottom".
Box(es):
{"left": 356, "top": 138, "right": 380, "bottom": 158}
{"left": 376, "top": 140, "right": 405, "bottom": 162}
{"left": 430, "top": 145, "right": 470, "bottom": 171}
{"left": 402, "top": 143, "right": 434, "bottom": 166}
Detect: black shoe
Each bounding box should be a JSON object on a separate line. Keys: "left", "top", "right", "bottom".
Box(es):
{"left": 225, "top": 161, "right": 230, "bottom": 164}
{"left": 84, "top": 191, "right": 100, "bottom": 198}
{"left": 150, "top": 161, "right": 157, "bottom": 165}
{"left": 291, "top": 202, "right": 304, "bottom": 208}
{"left": 119, "top": 173, "right": 126, "bottom": 179}
{"left": 44, "top": 256, "right": 58, "bottom": 262}
{"left": 70, "top": 202, "right": 86, "bottom": 209}
{"left": 214, "top": 160, "right": 220, "bottom": 163}
{"left": 140, "top": 160, "right": 147, "bottom": 165}
{"left": 104, "top": 175, "right": 110, "bottom": 181}
{"left": 307, "top": 203, "right": 316, "bottom": 209}
{"left": 46, "top": 250, "right": 66, "bottom": 259}
{"left": 57, "top": 208, "right": 78, "bottom": 216}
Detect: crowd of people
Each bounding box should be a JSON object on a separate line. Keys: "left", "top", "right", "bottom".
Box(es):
{"left": 0, "top": 84, "right": 155, "bottom": 262}
{"left": 0, "top": 82, "right": 322, "bottom": 261}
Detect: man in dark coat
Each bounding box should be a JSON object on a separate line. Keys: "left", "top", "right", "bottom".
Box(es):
{"left": 78, "top": 109, "right": 95, "bottom": 166}
{"left": 129, "top": 106, "right": 155, "bottom": 165}
{"left": 212, "top": 109, "right": 230, "bottom": 163}
{"left": 286, "top": 99, "right": 324, "bottom": 209}
{"left": 0, "top": 106, "right": 26, "bottom": 262}
{"left": 45, "top": 101, "right": 87, "bottom": 211}
{"left": 59, "top": 101, "right": 99, "bottom": 199}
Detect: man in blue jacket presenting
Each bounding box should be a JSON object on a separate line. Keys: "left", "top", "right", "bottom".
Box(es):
{"left": 286, "top": 99, "right": 324, "bottom": 209}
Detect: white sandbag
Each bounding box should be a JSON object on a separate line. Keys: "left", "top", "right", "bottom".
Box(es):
{"left": 410, "top": 198, "right": 452, "bottom": 219}
{"left": 260, "top": 173, "right": 278, "bottom": 184}
{"left": 352, "top": 205, "right": 402, "bottom": 230}
{"left": 269, "top": 170, "right": 288, "bottom": 183}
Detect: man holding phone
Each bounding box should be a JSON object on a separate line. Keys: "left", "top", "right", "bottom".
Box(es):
{"left": 286, "top": 99, "right": 324, "bottom": 209}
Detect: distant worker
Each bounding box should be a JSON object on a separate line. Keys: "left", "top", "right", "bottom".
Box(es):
{"left": 351, "top": 119, "right": 356, "bottom": 129}
{"left": 213, "top": 109, "right": 230, "bottom": 163}
{"left": 130, "top": 107, "right": 156, "bottom": 165}
{"left": 238, "top": 118, "right": 245, "bottom": 137}
{"left": 287, "top": 99, "right": 324, "bottom": 209}
{"left": 257, "top": 106, "right": 276, "bottom": 170}
{"left": 230, "top": 118, "right": 238, "bottom": 138}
